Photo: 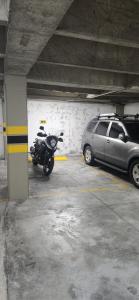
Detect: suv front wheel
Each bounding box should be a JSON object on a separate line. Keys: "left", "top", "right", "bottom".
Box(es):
{"left": 84, "top": 146, "right": 94, "bottom": 165}
{"left": 129, "top": 159, "right": 139, "bottom": 188}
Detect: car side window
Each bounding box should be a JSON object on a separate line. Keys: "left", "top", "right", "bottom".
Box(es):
{"left": 87, "top": 120, "right": 98, "bottom": 132}
{"left": 95, "top": 121, "right": 109, "bottom": 136}
{"left": 109, "top": 122, "right": 125, "bottom": 139}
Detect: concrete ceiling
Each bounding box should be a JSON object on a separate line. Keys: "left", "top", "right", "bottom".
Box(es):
{"left": 5, "top": 0, "right": 74, "bottom": 74}
{"left": 1, "top": 0, "right": 139, "bottom": 103}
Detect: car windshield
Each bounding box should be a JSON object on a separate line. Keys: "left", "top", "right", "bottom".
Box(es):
{"left": 124, "top": 122, "right": 139, "bottom": 140}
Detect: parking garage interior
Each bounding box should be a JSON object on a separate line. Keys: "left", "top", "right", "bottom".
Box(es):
{"left": 1, "top": 0, "right": 139, "bottom": 299}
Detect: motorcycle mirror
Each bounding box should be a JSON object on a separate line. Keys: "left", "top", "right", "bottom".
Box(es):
{"left": 60, "top": 132, "right": 64, "bottom": 136}
{"left": 37, "top": 132, "right": 43, "bottom": 137}
{"left": 58, "top": 137, "right": 63, "bottom": 142}
{"left": 40, "top": 126, "right": 44, "bottom": 131}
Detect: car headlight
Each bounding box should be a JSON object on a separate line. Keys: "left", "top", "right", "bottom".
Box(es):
{"left": 50, "top": 138, "right": 57, "bottom": 148}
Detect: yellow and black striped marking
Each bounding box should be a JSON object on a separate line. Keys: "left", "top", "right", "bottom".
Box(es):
{"left": 7, "top": 135, "right": 28, "bottom": 144}
{"left": 7, "top": 125, "right": 28, "bottom": 154}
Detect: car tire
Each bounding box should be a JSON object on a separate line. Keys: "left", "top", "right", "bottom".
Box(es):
{"left": 129, "top": 159, "right": 139, "bottom": 188}
{"left": 84, "top": 146, "right": 94, "bottom": 166}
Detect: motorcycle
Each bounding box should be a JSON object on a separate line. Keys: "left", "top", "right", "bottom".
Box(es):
{"left": 30, "top": 126, "right": 64, "bottom": 176}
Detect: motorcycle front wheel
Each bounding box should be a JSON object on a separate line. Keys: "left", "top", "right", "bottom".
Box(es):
{"left": 43, "top": 157, "right": 54, "bottom": 176}
{"left": 32, "top": 158, "right": 38, "bottom": 166}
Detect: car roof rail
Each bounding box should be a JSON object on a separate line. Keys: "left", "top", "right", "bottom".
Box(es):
{"left": 98, "top": 113, "right": 139, "bottom": 121}
{"left": 98, "top": 113, "right": 120, "bottom": 120}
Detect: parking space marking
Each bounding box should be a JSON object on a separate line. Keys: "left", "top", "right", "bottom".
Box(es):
{"left": 29, "top": 181, "right": 129, "bottom": 200}
{"left": 55, "top": 156, "right": 68, "bottom": 161}
{"left": 28, "top": 155, "right": 68, "bottom": 162}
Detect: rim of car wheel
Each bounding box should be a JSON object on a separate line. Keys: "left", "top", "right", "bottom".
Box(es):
{"left": 85, "top": 148, "right": 92, "bottom": 163}
{"left": 132, "top": 163, "right": 139, "bottom": 186}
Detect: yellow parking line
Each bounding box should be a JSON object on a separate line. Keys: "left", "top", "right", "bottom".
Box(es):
{"left": 28, "top": 155, "right": 68, "bottom": 162}
{"left": 55, "top": 156, "right": 68, "bottom": 161}
{"left": 80, "top": 186, "right": 112, "bottom": 193}
{"left": 29, "top": 186, "right": 129, "bottom": 199}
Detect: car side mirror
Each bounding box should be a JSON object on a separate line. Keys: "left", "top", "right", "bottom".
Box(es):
{"left": 39, "top": 126, "right": 44, "bottom": 131}
{"left": 118, "top": 133, "right": 128, "bottom": 142}
{"left": 124, "top": 135, "right": 129, "bottom": 142}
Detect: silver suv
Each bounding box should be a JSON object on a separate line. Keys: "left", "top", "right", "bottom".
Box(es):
{"left": 81, "top": 113, "right": 139, "bottom": 188}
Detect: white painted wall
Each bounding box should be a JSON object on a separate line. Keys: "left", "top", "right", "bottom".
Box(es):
{"left": 125, "top": 103, "right": 139, "bottom": 114}
{"left": 28, "top": 100, "right": 115, "bottom": 155}
{"left": 0, "top": 98, "right": 116, "bottom": 156}
{"left": 0, "top": 99, "right": 4, "bottom": 159}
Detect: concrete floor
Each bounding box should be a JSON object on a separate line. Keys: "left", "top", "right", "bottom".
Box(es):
{"left": 1, "top": 157, "right": 139, "bottom": 300}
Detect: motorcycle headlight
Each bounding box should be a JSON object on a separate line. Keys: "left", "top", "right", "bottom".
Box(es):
{"left": 50, "top": 138, "right": 57, "bottom": 148}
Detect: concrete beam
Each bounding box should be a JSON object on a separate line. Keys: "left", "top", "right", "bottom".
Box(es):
{"left": 28, "top": 62, "right": 133, "bottom": 91}
{"left": 27, "top": 88, "right": 85, "bottom": 100}
{"left": 27, "top": 83, "right": 139, "bottom": 104}
{"left": 57, "top": 0, "right": 139, "bottom": 48}
{"left": 0, "top": 0, "right": 10, "bottom": 24}
{"left": 27, "top": 90, "right": 112, "bottom": 104}
{"left": 107, "top": 97, "right": 139, "bottom": 104}
{"left": 5, "top": 0, "right": 74, "bottom": 75}
{"left": 55, "top": 30, "right": 139, "bottom": 49}
{"left": 39, "top": 35, "right": 139, "bottom": 75}
{"left": 27, "top": 82, "right": 105, "bottom": 95}
{"left": 106, "top": 92, "right": 139, "bottom": 99}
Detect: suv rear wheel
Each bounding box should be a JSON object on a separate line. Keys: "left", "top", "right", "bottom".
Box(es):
{"left": 129, "top": 159, "right": 139, "bottom": 188}
{"left": 84, "top": 146, "right": 94, "bottom": 165}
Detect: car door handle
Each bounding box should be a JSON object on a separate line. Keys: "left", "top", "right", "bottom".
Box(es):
{"left": 106, "top": 139, "right": 110, "bottom": 143}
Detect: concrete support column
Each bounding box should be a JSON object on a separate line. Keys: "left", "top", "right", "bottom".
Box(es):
{"left": 4, "top": 75, "right": 28, "bottom": 200}
{"left": 116, "top": 104, "right": 125, "bottom": 115}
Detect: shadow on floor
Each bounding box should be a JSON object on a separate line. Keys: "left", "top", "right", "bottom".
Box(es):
{"left": 92, "top": 162, "right": 130, "bottom": 184}
{"left": 29, "top": 164, "right": 50, "bottom": 182}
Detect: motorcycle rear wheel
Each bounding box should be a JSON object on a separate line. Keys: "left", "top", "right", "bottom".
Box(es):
{"left": 43, "top": 157, "right": 54, "bottom": 176}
